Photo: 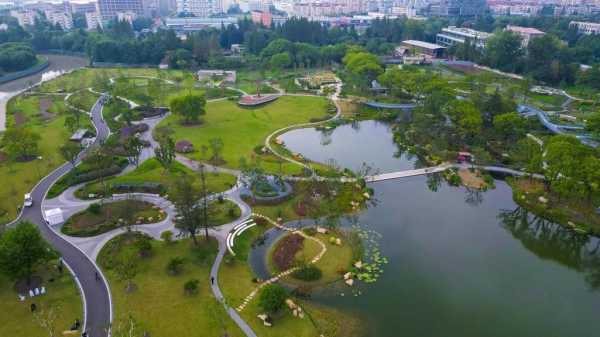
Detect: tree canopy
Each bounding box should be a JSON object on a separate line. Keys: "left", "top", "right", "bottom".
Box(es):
{"left": 0, "top": 221, "right": 56, "bottom": 282}
{"left": 169, "top": 93, "right": 206, "bottom": 124}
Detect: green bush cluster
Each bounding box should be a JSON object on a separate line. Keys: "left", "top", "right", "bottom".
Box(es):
{"left": 258, "top": 284, "right": 287, "bottom": 313}
{"left": 292, "top": 264, "right": 322, "bottom": 281}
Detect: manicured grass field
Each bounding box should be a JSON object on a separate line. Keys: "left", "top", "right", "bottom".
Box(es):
{"left": 76, "top": 158, "right": 237, "bottom": 199}
{"left": 159, "top": 96, "right": 329, "bottom": 175}
{"left": 0, "top": 264, "right": 83, "bottom": 337}
{"left": 66, "top": 89, "right": 100, "bottom": 112}
{"left": 98, "top": 234, "right": 244, "bottom": 337}
{"left": 0, "top": 94, "right": 88, "bottom": 224}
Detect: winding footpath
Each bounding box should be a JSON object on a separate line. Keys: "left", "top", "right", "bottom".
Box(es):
{"left": 234, "top": 214, "right": 327, "bottom": 313}
{"left": 264, "top": 80, "right": 344, "bottom": 173}
{"left": 9, "top": 96, "right": 112, "bottom": 337}
{"left": 4, "top": 72, "right": 554, "bottom": 337}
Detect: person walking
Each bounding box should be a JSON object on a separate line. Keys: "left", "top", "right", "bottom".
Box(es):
{"left": 210, "top": 276, "right": 215, "bottom": 285}
{"left": 95, "top": 271, "right": 100, "bottom": 282}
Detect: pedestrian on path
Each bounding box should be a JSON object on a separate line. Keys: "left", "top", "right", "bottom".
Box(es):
{"left": 211, "top": 276, "right": 215, "bottom": 285}
{"left": 95, "top": 271, "right": 100, "bottom": 282}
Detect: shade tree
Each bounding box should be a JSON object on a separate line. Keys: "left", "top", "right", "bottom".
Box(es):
{"left": 169, "top": 93, "right": 206, "bottom": 125}
{"left": 0, "top": 221, "right": 56, "bottom": 284}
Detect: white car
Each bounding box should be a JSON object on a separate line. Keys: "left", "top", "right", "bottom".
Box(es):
{"left": 24, "top": 193, "right": 33, "bottom": 207}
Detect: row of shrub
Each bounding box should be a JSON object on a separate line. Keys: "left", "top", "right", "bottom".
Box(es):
{"left": 132, "top": 106, "right": 168, "bottom": 118}
{"left": 48, "top": 156, "right": 128, "bottom": 198}
{"left": 111, "top": 182, "right": 165, "bottom": 195}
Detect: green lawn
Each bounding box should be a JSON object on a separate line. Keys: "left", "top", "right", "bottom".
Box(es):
{"left": 219, "top": 219, "right": 363, "bottom": 337}
{"left": 98, "top": 234, "right": 244, "bottom": 337}
{"left": 0, "top": 94, "right": 86, "bottom": 225}
{"left": 75, "top": 158, "right": 237, "bottom": 199}
{"left": 66, "top": 89, "right": 100, "bottom": 112}
{"left": 236, "top": 82, "right": 278, "bottom": 95}
{"left": 159, "top": 96, "right": 329, "bottom": 175}
{"left": 0, "top": 263, "right": 83, "bottom": 336}
{"left": 210, "top": 199, "right": 241, "bottom": 226}
{"left": 37, "top": 68, "right": 189, "bottom": 93}
{"left": 219, "top": 254, "right": 363, "bottom": 337}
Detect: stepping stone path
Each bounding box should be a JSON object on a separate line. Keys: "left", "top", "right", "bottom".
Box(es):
{"left": 236, "top": 213, "right": 327, "bottom": 312}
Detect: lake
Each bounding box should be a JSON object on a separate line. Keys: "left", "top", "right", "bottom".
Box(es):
{"left": 279, "top": 120, "right": 419, "bottom": 173}
{"left": 275, "top": 120, "right": 600, "bottom": 336}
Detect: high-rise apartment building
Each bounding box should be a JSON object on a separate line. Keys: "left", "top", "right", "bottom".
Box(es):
{"left": 429, "top": 0, "right": 487, "bottom": 16}
{"left": 71, "top": 1, "right": 98, "bottom": 14}
{"left": 97, "top": 0, "right": 145, "bottom": 20}
{"left": 570, "top": 21, "right": 600, "bottom": 35}
{"left": 45, "top": 9, "right": 74, "bottom": 29}
{"left": 85, "top": 11, "right": 103, "bottom": 30}
{"left": 175, "top": 0, "right": 222, "bottom": 17}
{"left": 10, "top": 9, "right": 38, "bottom": 27}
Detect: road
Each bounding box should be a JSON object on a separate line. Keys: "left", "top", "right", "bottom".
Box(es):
{"left": 11, "top": 96, "right": 112, "bottom": 337}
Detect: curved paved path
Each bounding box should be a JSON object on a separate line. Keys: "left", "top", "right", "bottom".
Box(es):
{"left": 10, "top": 96, "right": 112, "bottom": 337}
{"left": 42, "top": 90, "right": 258, "bottom": 336}
{"left": 264, "top": 80, "right": 343, "bottom": 173}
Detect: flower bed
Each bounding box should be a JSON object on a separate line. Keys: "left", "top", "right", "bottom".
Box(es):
{"left": 271, "top": 233, "right": 304, "bottom": 271}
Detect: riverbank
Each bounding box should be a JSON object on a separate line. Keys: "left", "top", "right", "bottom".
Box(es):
{"left": 0, "top": 54, "right": 89, "bottom": 132}
{"left": 0, "top": 56, "right": 49, "bottom": 85}
{"left": 509, "top": 177, "right": 600, "bottom": 235}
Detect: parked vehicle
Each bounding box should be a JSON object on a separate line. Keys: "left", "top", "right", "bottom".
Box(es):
{"left": 24, "top": 193, "right": 33, "bottom": 207}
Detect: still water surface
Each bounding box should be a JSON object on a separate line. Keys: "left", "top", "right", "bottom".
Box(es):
{"left": 278, "top": 121, "right": 600, "bottom": 336}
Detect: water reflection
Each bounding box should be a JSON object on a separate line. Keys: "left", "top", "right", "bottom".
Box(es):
{"left": 499, "top": 206, "right": 600, "bottom": 290}
{"left": 279, "top": 120, "right": 420, "bottom": 173}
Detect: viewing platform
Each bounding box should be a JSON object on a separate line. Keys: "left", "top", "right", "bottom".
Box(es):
{"left": 238, "top": 94, "right": 280, "bottom": 107}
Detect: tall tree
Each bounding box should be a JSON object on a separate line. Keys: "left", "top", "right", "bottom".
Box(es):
{"left": 169, "top": 93, "right": 206, "bottom": 125}
{"left": 482, "top": 31, "right": 523, "bottom": 73}
{"left": 154, "top": 136, "right": 175, "bottom": 173}
{"left": 208, "top": 138, "right": 224, "bottom": 164}
{"left": 343, "top": 50, "right": 384, "bottom": 88}
{"left": 114, "top": 250, "right": 139, "bottom": 292}
{"left": 59, "top": 142, "right": 81, "bottom": 167}
{"left": 198, "top": 164, "right": 211, "bottom": 240}
{"left": 172, "top": 174, "right": 202, "bottom": 245}
{"left": 2, "top": 127, "right": 41, "bottom": 161}
{"left": 124, "top": 136, "right": 144, "bottom": 167}
{"left": 585, "top": 112, "right": 600, "bottom": 136}
{"left": 0, "top": 222, "right": 55, "bottom": 284}
{"left": 493, "top": 112, "right": 527, "bottom": 143}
